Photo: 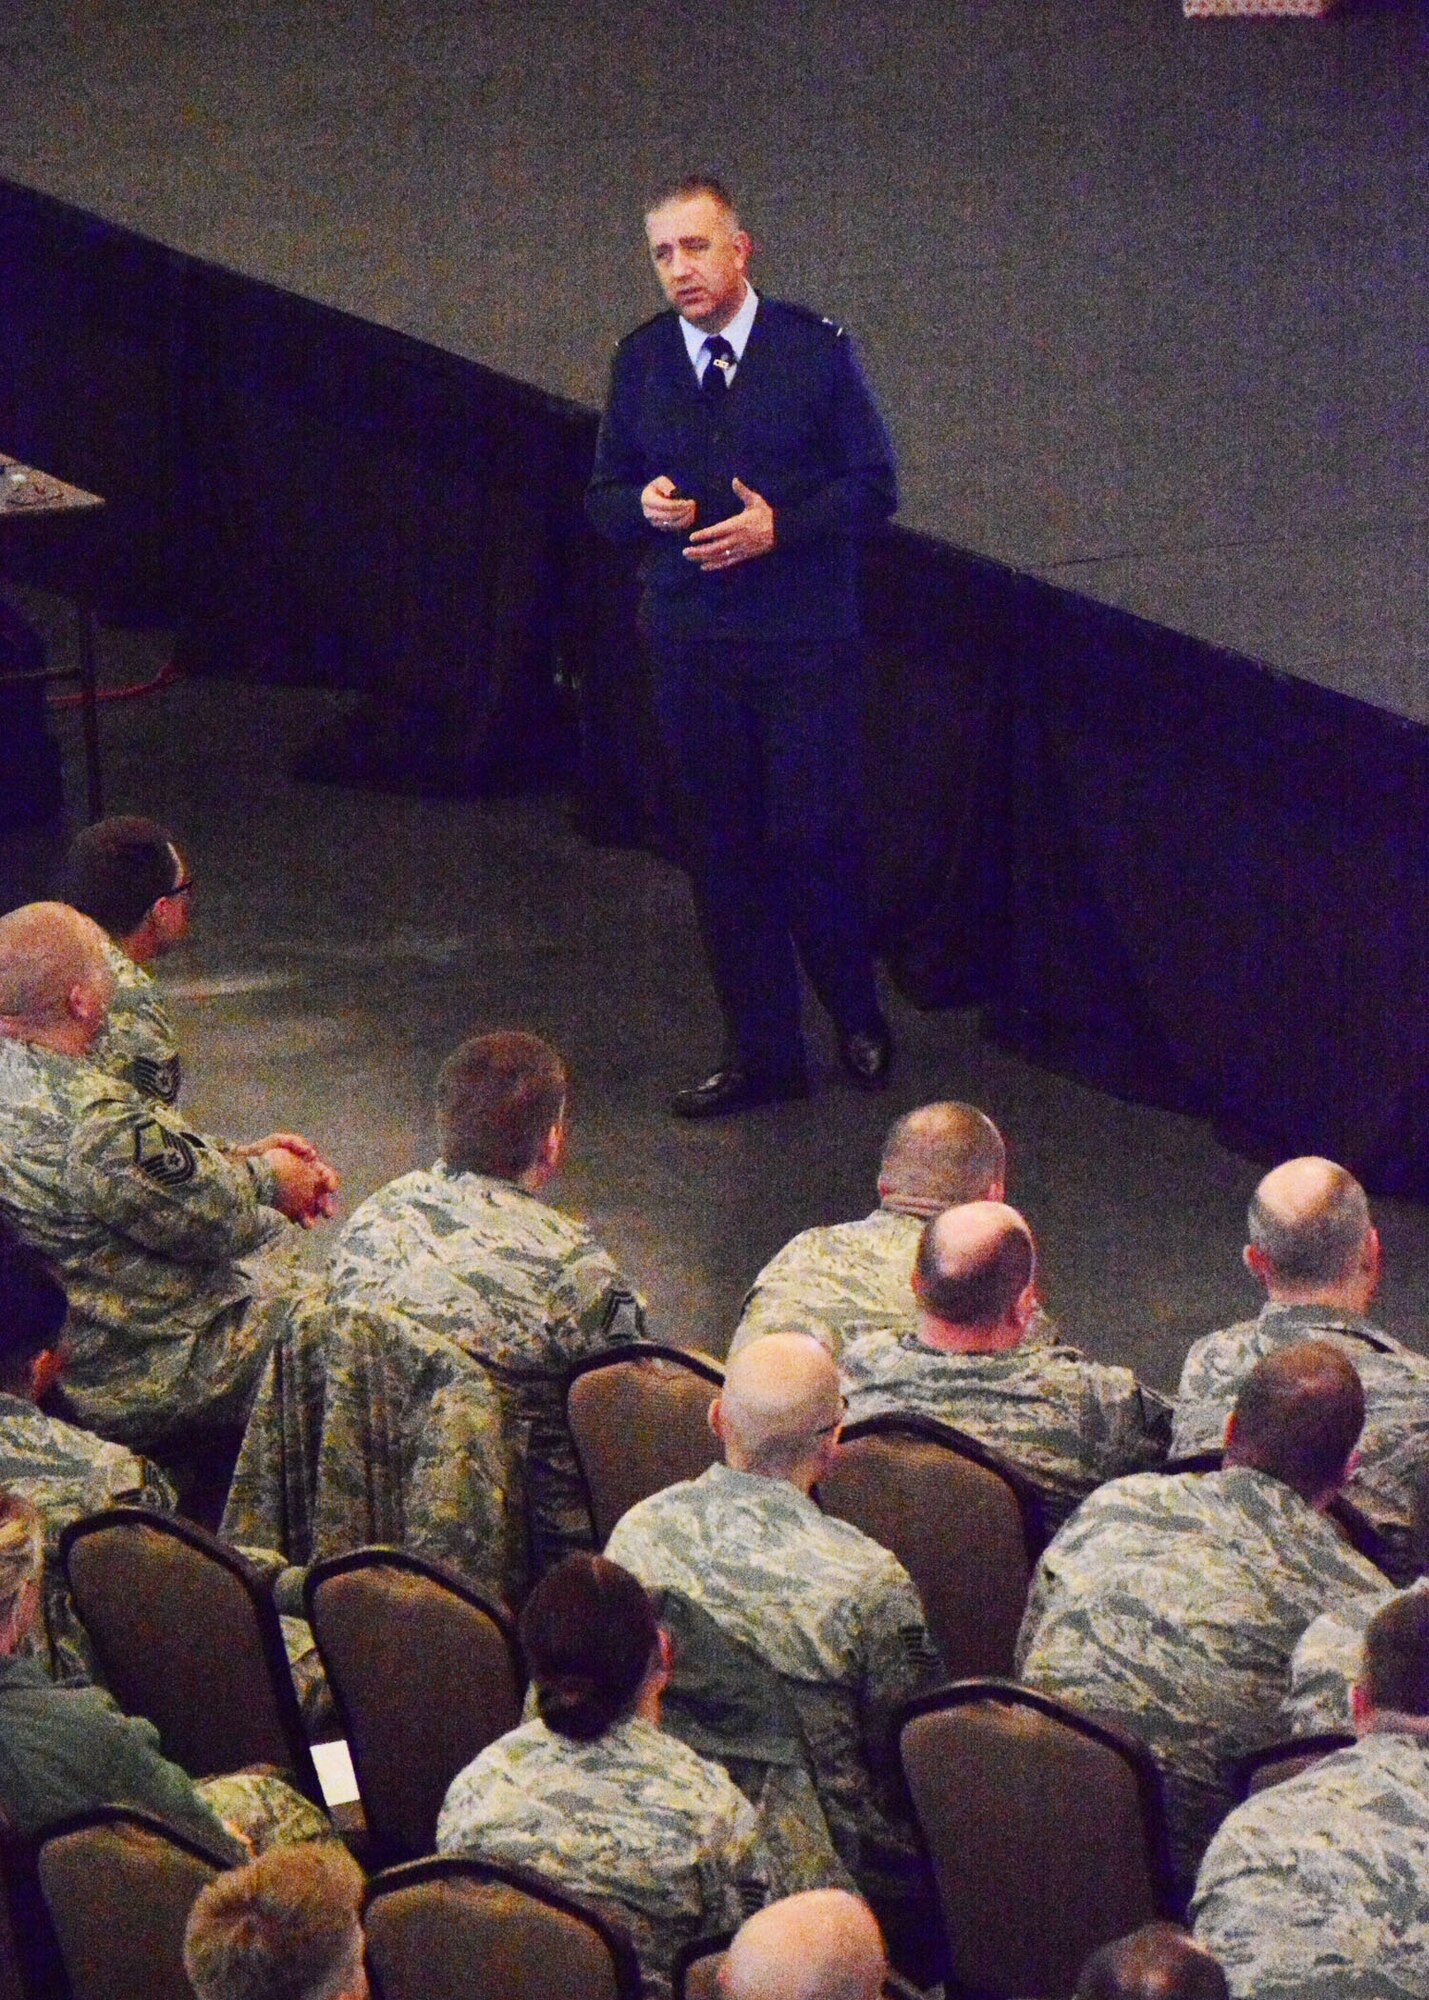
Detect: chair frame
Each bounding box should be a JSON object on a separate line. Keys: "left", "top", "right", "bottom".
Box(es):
{"left": 36, "top": 1803, "right": 235, "bottom": 2000}
{"left": 1232, "top": 1730, "right": 1355, "bottom": 1801}
{"left": 822, "top": 1409, "right": 1049, "bottom": 1559}
{"left": 899, "top": 1675, "right": 1180, "bottom": 1987}
{"left": 566, "top": 1343, "right": 725, "bottom": 1545}
{"left": 304, "top": 1544, "right": 525, "bottom": 1862}
{"left": 59, "top": 1505, "right": 322, "bottom": 1802}
{"left": 363, "top": 1853, "right": 643, "bottom": 2000}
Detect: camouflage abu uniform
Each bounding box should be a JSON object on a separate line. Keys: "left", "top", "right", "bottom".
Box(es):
{"left": 1174, "top": 1302, "right": 1429, "bottom": 1579}
{"left": 732, "top": 1204, "right": 1061, "bottom": 1360}
{"left": 0, "top": 1041, "right": 512, "bottom": 1595}
{"left": 87, "top": 938, "right": 182, "bottom": 1105}
{"left": 1015, "top": 1466, "right": 1386, "bottom": 1894}
{"left": 436, "top": 1714, "right": 769, "bottom": 2000}
{"left": 328, "top": 1162, "right": 645, "bottom": 1573}
{"left": 0, "top": 1038, "right": 289, "bottom": 1445}
{"left": 1192, "top": 1729, "right": 1429, "bottom": 1999}
{"left": 1284, "top": 1583, "right": 1419, "bottom": 1737}
{"left": 732, "top": 1210, "right": 925, "bottom": 1359}
{"left": 605, "top": 1461, "right": 942, "bottom": 1906}
{"left": 0, "top": 1391, "right": 175, "bottom": 1685}
{"left": 840, "top": 1329, "right": 1171, "bottom": 1530}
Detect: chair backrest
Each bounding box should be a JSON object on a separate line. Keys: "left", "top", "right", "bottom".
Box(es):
{"left": 818, "top": 1415, "right": 1036, "bottom": 1678}
{"left": 59, "top": 1505, "right": 320, "bottom": 1798}
{"left": 900, "top": 1679, "right": 1175, "bottom": 1999}
{"left": 364, "top": 1856, "right": 642, "bottom": 2000}
{"left": 37, "top": 1807, "right": 229, "bottom": 2000}
{"left": 1234, "top": 1732, "right": 1355, "bottom": 1799}
{"left": 305, "top": 1548, "right": 525, "bottom": 1865}
{"left": 567, "top": 1345, "right": 724, "bottom": 1546}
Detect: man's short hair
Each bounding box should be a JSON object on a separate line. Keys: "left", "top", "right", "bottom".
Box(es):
{"left": 0, "top": 903, "right": 111, "bottom": 1026}
{"left": 1227, "top": 1339, "right": 1364, "bottom": 1501}
{"left": 880, "top": 1103, "right": 1005, "bottom": 1209}
{"left": 1076, "top": 1922, "right": 1228, "bottom": 2000}
{"left": 1247, "top": 1162, "right": 1370, "bottom": 1287}
{"left": 183, "top": 1840, "right": 365, "bottom": 2000}
{"left": 1362, "top": 1589, "right": 1429, "bottom": 1718}
{"left": 66, "top": 816, "right": 183, "bottom": 937}
{"left": 0, "top": 1226, "right": 67, "bottom": 1396}
{"left": 435, "top": 1031, "right": 567, "bottom": 1179}
{"left": 916, "top": 1210, "right": 1032, "bottom": 1327}
{"left": 645, "top": 173, "right": 739, "bottom": 221}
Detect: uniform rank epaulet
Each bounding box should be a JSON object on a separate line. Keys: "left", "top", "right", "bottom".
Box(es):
{"left": 616, "top": 308, "right": 678, "bottom": 347}
{"left": 776, "top": 300, "right": 847, "bottom": 339}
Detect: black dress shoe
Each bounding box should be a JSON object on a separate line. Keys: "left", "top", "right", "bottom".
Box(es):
{"left": 670, "top": 1064, "right": 811, "bottom": 1120}
{"left": 839, "top": 1022, "right": 893, "bottom": 1090}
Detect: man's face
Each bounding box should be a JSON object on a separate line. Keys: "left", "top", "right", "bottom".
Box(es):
{"left": 645, "top": 193, "right": 750, "bottom": 334}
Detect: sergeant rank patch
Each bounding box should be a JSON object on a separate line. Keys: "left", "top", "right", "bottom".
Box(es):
{"left": 133, "top": 1119, "right": 198, "bottom": 1186}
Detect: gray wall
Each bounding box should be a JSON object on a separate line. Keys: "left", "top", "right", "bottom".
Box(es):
{"left": 4, "top": 0, "right": 1426, "bottom": 711}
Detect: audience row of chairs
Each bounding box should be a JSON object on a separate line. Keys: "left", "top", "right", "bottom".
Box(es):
{"left": 5, "top": 1346, "right": 1368, "bottom": 1998}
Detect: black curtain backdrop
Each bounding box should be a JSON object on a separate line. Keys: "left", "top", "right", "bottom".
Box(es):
{"left": 3, "top": 176, "right": 1426, "bottom": 1194}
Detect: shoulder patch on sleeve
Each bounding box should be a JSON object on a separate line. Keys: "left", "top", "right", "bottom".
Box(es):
{"left": 131, "top": 1054, "right": 182, "bottom": 1104}
{"left": 133, "top": 1119, "right": 198, "bottom": 1187}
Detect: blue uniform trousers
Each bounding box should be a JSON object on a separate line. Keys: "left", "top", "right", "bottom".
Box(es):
{"left": 651, "top": 632, "right": 881, "bottom": 1078}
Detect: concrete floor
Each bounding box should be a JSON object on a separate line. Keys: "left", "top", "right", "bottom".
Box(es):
{"left": 9, "top": 615, "right": 1429, "bottom": 1396}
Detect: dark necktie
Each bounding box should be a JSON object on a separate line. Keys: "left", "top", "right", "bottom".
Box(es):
{"left": 702, "top": 334, "right": 734, "bottom": 398}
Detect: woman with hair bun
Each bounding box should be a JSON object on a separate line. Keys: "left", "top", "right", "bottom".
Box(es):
{"left": 437, "top": 1553, "right": 770, "bottom": 1998}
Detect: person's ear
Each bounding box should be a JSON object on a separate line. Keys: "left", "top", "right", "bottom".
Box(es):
{"left": 1011, "top": 1280, "right": 1039, "bottom": 1335}
{"left": 708, "top": 1395, "right": 725, "bottom": 1442}
{"left": 1244, "top": 1243, "right": 1269, "bottom": 1283}
{"left": 1223, "top": 1411, "right": 1238, "bottom": 1455}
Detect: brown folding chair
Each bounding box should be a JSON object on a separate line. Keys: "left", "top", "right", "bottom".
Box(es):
{"left": 1233, "top": 1732, "right": 1354, "bottom": 1800}
{"left": 305, "top": 1548, "right": 525, "bottom": 1866}
{"left": 566, "top": 1344, "right": 724, "bottom": 1546}
{"left": 59, "top": 1506, "right": 321, "bottom": 1800}
{"left": 818, "top": 1413, "right": 1040, "bottom": 1678}
{"left": 900, "top": 1679, "right": 1176, "bottom": 1999}
{"left": 36, "top": 1806, "right": 232, "bottom": 2000}
{"left": 364, "top": 1855, "right": 642, "bottom": 2000}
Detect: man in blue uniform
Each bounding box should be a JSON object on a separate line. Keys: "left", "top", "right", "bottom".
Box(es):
{"left": 587, "top": 177, "right": 898, "bottom": 1118}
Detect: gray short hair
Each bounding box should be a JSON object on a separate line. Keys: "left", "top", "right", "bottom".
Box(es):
{"left": 1248, "top": 1165, "right": 1370, "bottom": 1286}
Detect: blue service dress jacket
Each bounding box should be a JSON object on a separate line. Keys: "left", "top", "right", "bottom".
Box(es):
{"left": 585, "top": 298, "right": 897, "bottom": 645}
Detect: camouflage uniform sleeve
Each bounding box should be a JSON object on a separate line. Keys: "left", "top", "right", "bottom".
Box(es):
{"left": 700, "top": 1784, "right": 773, "bottom": 1934}
{"left": 547, "top": 1242, "right": 647, "bottom": 1369}
{"left": 858, "top": 1558, "right": 944, "bottom": 1768}
{"left": 64, "top": 1093, "right": 278, "bottom": 1264}
{"left": 1080, "top": 1369, "right": 1173, "bottom": 1481}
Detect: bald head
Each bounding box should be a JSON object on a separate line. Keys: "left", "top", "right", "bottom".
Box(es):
{"left": 719, "top": 1891, "right": 886, "bottom": 2000}
{"left": 915, "top": 1201, "right": 1035, "bottom": 1335}
{"left": 1076, "top": 1923, "right": 1227, "bottom": 2000}
{"left": 1225, "top": 1339, "right": 1364, "bottom": 1503}
{"left": 0, "top": 904, "right": 113, "bottom": 1039}
{"left": 1247, "top": 1157, "right": 1373, "bottom": 1295}
{"left": 715, "top": 1335, "right": 843, "bottom": 1481}
{"left": 879, "top": 1103, "right": 1006, "bottom": 1214}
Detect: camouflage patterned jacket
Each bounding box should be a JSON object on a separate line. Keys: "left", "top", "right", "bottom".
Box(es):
{"left": 840, "top": 1329, "right": 1171, "bottom": 1529}
{"left": 1173, "top": 1302, "right": 1429, "bottom": 1575}
{"left": 1192, "top": 1728, "right": 1429, "bottom": 1999}
{"left": 0, "top": 1392, "right": 176, "bottom": 1684}
{"left": 1285, "top": 1584, "right": 1419, "bottom": 1737}
{"left": 88, "top": 940, "right": 182, "bottom": 1105}
{"left": 436, "top": 1714, "right": 769, "bottom": 2000}
{"left": 732, "top": 1209, "right": 924, "bottom": 1358}
{"left": 328, "top": 1163, "right": 645, "bottom": 1572}
{"left": 1015, "top": 1465, "right": 1386, "bottom": 1893}
{"left": 605, "top": 1462, "right": 943, "bottom": 1900}
{"left": 0, "top": 1039, "right": 286, "bottom": 1443}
